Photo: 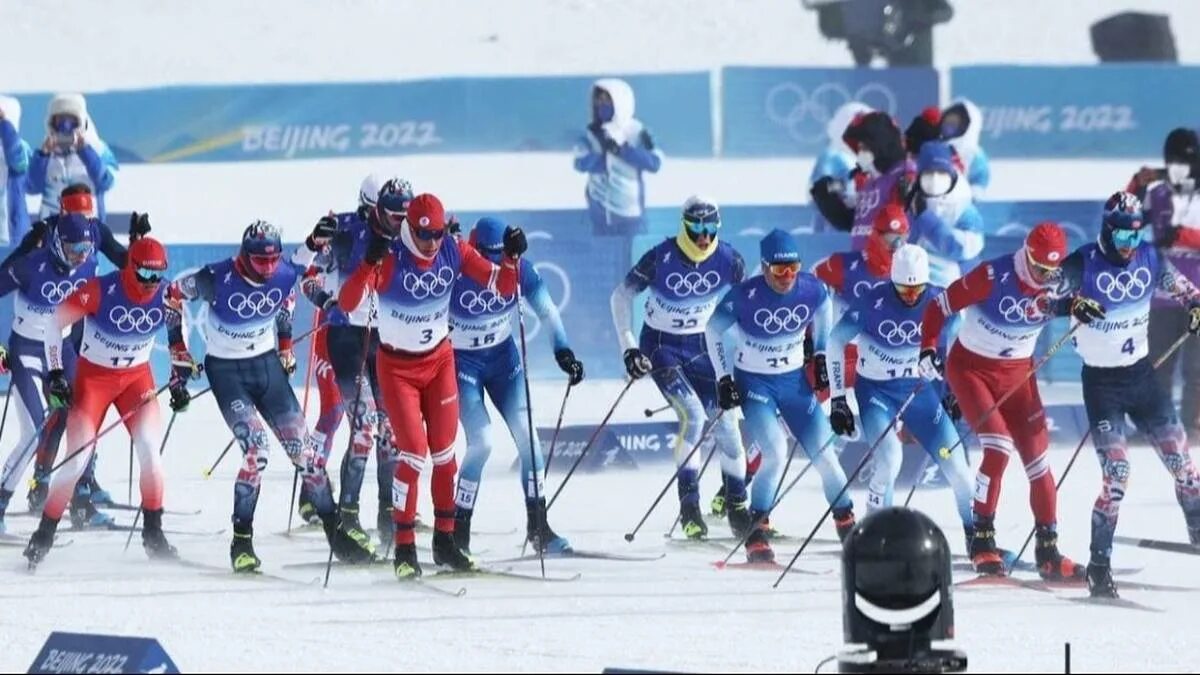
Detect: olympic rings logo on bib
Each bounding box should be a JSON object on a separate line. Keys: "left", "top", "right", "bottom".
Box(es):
{"left": 851, "top": 279, "right": 885, "bottom": 299}
{"left": 664, "top": 271, "right": 722, "bottom": 297}
{"left": 753, "top": 305, "right": 810, "bottom": 335}
{"left": 877, "top": 319, "right": 920, "bottom": 346}
{"left": 1095, "top": 268, "right": 1152, "bottom": 303}
{"left": 227, "top": 289, "right": 284, "bottom": 319}
{"left": 402, "top": 267, "right": 455, "bottom": 300}
{"left": 997, "top": 295, "right": 1046, "bottom": 325}
{"left": 458, "top": 288, "right": 513, "bottom": 315}
{"left": 108, "top": 306, "right": 163, "bottom": 334}
{"left": 40, "top": 279, "right": 85, "bottom": 304}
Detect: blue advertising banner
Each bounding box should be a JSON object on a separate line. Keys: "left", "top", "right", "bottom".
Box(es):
{"left": 28, "top": 631, "right": 179, "bottom": 674}
{"left": 951, "top": 65, "right": 1200, "bottom": 158}
{"left": 721, "top": 66, "right": 938, "bottom": 157}
{"left": 13, "top": 73, "right": 712, "bottom": 163}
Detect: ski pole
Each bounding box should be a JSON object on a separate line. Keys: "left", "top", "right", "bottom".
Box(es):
{"left": 0, "top": 381, "right": 13, "bottom": 447}
{"left": 544, "top": 378, "right": 635, "bottom": 511}
{"left": 644, "top": 404, "right": 671, "bottom": 418}
{"left": 515, "top": 282, "right": 547, "bottom": 578}
{"left": 542, "top": 383, "right": 575, "bottom": 477}
{"left": 665, "top": 432, "right": 722, "bottom": 539}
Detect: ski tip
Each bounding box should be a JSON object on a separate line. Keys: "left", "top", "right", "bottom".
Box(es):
{"left": 623, "top": 533, "right": 635, "bottom": 543}
{"left": 711, "top": 560, "right": 728, "bottom": 570}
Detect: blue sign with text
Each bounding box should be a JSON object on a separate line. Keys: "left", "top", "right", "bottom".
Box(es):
{"left": 28, "top": 632, "right": 178, "bottom": 674}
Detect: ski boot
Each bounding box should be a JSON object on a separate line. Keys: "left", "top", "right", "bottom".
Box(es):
{"left": 1188, "top": 522, "right": 1200, "bottom": 547}
{"left": 727, "top": 499, "right": 752, "bottom": 540}
{"left": 296, "top": 490, "right": 320, "bottom": 526}
{"left": 141, "top": 509, "right": 178, "bottom": 560}
{"left": 23, "top": 516, "right": 58, "bottom": 569}
{"left": 26, "top": 474, "right": 48, "bottom": 513}
{"left": 337, "top": 504, "right": 377, "bottom": 558}
{"left": 393, "top": 542, "right": 421, "bottom": 579}
{"left": 68, "top": 496, "right": 114, "bottom": 530}
{"left": 432, "top": 530, "right": 477, "bottom": 571}
{"left": 453, "top": 507, "right": 473, "bottom": 555}
{"left": 969, "top": 517, "right": 1006, "bottom": 576}
{"left": 833, "top": 506, "right": 856, "bottom": 542}
{"left": 0, "top": 488, "right": 12, "bottom": 535}
{"left": 323, "top": 513, "right": 375, "bottom": 564}
{"left": 377, "top": 500, "right": 395, "bottom": 552}
{"left": 680, "top": 502, "right": 708, "bottom": 540}
{"left": 710, "top": 484, "right": 727, "bottom": 518}
{"left": 1034, "top": 525, "right": 1084, "bottom": 581}
{"left": 745, "top": 510, "right": 775, "bottom": 563}
{"left": 1086, "top": 558, "right": 1118, "bottom": 598}
{"left": 526, "top": 498, "right": 572, "bottom": 554}
{"left": 87, "top": 475, "right": 113, "bottom": 507}
{"left": 230, "top": 525, "right": 261, "bottom": 573}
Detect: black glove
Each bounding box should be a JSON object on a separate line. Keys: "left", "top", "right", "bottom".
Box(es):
{"left": 446, "top": 214, "right": 462, "bottom": 239}
{"left": 918, "top": 348, "right": 944, "bottom": 381}
{"left": 47, "top": 369, "right": 71, "bottom": 409}
{"left": 555, "top": 348, "right": 584, "bottom": 385}
{"left": 502, "top": 226, "right": 527, "bottom": 258}
{"left": 812, "top": 353, "right": 830, "bottom": 392}
{"left": 639, "top": 128, "right": 656, "bottom": 151}
{"left": 129, "top": 212, "right": 152, "bottom": 241}
{"left": 365, "top": 232, "right": 390, "bottom": 265}
{"left": 717, "top": 375, "right": 742, "bottom": 410}
{"left": 830, "top": 396, "right": 856, "bottom": 437}
{"left": 941, "top": 391, "right": 962, "bottom": 422}
{"left": 810, "top": 175, "right": 844, "bottom": 204}
{"left": 169, "top": 381, "right": 192, "bottom": 413}
{"left": 1070, "top": 296, "right": 1106, "bottom": 325}
{"left": 307, "top": 214, "right": 337, "bottom": 251}
{"left": 623, "top": 348, "right": 652, "bottom": 379}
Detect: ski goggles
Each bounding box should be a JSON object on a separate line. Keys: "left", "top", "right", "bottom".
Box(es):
{"left": 59, "top": 240, "right": 93, "bottom": 266}
{"left": 135, "top": 266, "right": 165, "bottom": 284}
{"left": 682, "top": 213, "right": 721, "bottom": 237}
{"left": 767, "top": 261, "right": 800, "bottom": 280}
{"left": 1111, "top": 228, "right": 1144, "bottom": 250}
{"left": 51, "top": 115, "right": 80, "bottom": 135}
{"left": 894, "top": 283, "right": 926, "bottom": 305}
{"left": 1025, "top": 249, "right": 1062, "bottom": 282}
{"left": 411, "top": 224, "right": 446, "bottom": 242}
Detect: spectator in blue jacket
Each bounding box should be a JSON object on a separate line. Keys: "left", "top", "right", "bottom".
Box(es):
{"left": 26, "top": 93, "right": 118, "bottom": 222}
{"left": 907, "top": 140, "right": 984, "bottom": 288}
{"left": 0, "top": 96, "right": 32, "bottom": 247}
{"left": 573, "top": 78, "right": 662, "bottom": 236}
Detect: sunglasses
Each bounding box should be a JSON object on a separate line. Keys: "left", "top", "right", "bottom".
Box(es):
{"left": 895, "top": 283, "right": 926, "bottom": 304}
{"left": 135, "top": 267, "right": 165, "bottom": 284}
{"left": 61, "top": 240, "right": 93, "bottom": 256}
{"left": 682, "top": 214, "right": 721, "bottom": 237}
{"left": 412, "top": 226, "right": 446, "bottom": 242}
{"left": 1025, "top": 249, "right": 1062, "bottom": 280}
{"left": 1111, "top": 228, "right": 1143, "bottom": 250}
{"left": 768, "top": 261, "right": 800, "bottom": 278}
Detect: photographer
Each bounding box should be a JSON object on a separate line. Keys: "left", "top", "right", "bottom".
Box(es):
{"left": 26, "top": 93, "right": 118, "bottom": 222}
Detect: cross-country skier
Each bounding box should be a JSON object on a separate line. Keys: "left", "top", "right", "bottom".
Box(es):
{"left": 338, "top": 190, "right": 526, "bottom": 580}
{"left": 609, "top": 196, "right": 749, "bottom": 539}
{"left": 705, "top": 229, "right": 858, "bottom": 561}
{"left": 23, "top": 237, "right": 185, "bottom": 565}
{"left": 919, "top": 222, "right": 1084, "bottom": 579}
{"left": 1053, "top": 191, "right": 1200, "bottom": 598}
{"left": 291, "top": 173, "right": 402, "bottom": 553}
{"left": 449, "top": 216, "right": 584, "bottom": 555}
{"left": 826, "top": 244, "right": 976, "bottom": 543}
{"left": 169, "top": 221, "right": 371, "bottom": 572}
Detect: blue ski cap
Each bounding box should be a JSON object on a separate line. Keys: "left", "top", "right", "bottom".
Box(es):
{"left": 471, "top": 216, "right": 507, "bottom": 262}
{"left": 51, "top": 212, "right": 95, "bottom": 269}
{"left": 760, "top": 228, "right": 800, "bottom": 265}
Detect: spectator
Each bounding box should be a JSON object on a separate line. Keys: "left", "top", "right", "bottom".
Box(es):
{"left": 809, "top": 102, "right": 872, "bottom": 231}
{"left": 573, "top": 79, "right": 662, "bottom": 236}
{"left": 940, "top": 98, "right": 990, "bottom": 197}
{"left": 26, "top": 93, "right": 118, "bottom": 222}
{"left": 0, "top": 95, "right": 32, "bottom": 246}
{"left": 906, "top": 140, "right": 984, "bottom": 288}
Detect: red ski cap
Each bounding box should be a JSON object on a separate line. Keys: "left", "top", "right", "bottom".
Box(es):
{"left": 1025, "top": 221, "right": 1067, "bottom": 267}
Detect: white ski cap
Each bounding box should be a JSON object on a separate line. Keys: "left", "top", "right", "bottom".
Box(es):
{"left": 891, "top": 244, "right": 930, "bottom": 286}
{"left": 359, "top": 173, "right": 386, "bottom": 209}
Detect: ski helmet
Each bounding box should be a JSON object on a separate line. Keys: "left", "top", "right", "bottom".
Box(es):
{"left": 470, "top": 216, "right": 507, "bottom": 262}
{"left": 373, "top": 177, "right": 415, "bottom": 239}
{"left": 681, "top": 195, "right": 721, "bottom": 239}
{"left": 50, "top": 212, "right": 95, "bottom": 270}
{"left": 358, "top": 173, "right": 385, "bottom": 211}
{"left": 1099, "top": 191, "right": 1144, "bottom": 262}
{"left": 239, "top": 220, "right": 283, "bottom": 281}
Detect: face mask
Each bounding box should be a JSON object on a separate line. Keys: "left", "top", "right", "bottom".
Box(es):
{"left": 594, "top": 102, "right": 614, "bottom": 124}
{"left": 1167, "top": 162, "right": 1192, "bottom": 186}
{"left": 855, "top": 149, "right": 876, "bottom": 174}
{"left": 920, "top": 171, "right": 953, "bottom": 196}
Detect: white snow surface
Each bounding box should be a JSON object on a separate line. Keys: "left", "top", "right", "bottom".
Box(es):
{"left": 0, "top": 381, "right": 1197, "bottom": 673}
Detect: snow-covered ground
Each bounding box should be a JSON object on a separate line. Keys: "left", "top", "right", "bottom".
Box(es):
{"left": 0, "top": 384, "right": 1196, "bottom": 673}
